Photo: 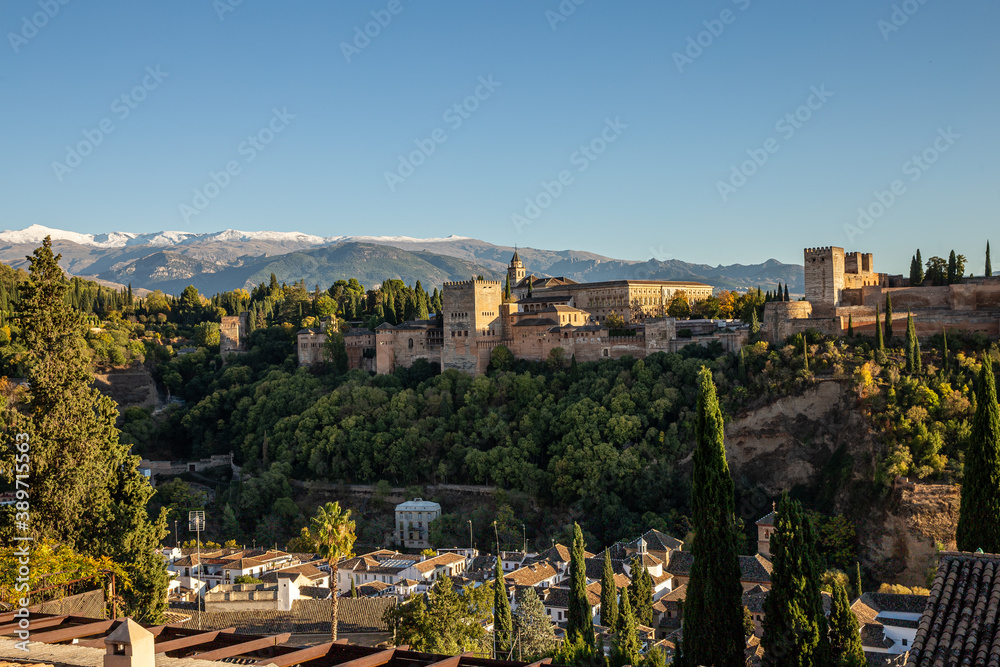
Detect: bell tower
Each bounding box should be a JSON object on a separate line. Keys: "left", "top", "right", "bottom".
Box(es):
{"left": 508, "top": 248, "right": 526, "bottom": 287}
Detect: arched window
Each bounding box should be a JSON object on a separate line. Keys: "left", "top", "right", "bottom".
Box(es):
{"left": 408, "top": 338, "right": 414, "bottom": 349}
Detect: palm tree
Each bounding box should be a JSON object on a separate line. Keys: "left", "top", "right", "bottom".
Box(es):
{"left": 311, "top": 501, "right": 357, "bottom": 640}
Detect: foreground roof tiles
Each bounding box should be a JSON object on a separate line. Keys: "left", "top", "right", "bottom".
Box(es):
{"left": 905, "top": 551, "right": 1000, "bottom": 667}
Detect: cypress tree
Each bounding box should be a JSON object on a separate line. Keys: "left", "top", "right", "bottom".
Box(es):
{"left": 494, "top": 556, "right": 513, "bottom": 657}
{"left": 905, "top": 311, "right": 916, "bottom": 373}
{"left": 915, "top": 249, "right": 924, "bottom": 284}
{"left": 987, "top": 241, "right": 993, "bottom": 278}
{"left": 956, "top": 357, "right": 1000, "bottom": 553}
{"left": 847, "top": 314, "right": 854, "bottom": 338}
{"left": 761, "top": 494, "right": 828, "bottom": 667}
{"left": 628, "top": 555, "right": 653, "bottom": 627}
{"left": 504, "top": 274, "right": 511, "bottom": 300}
{"left": 600, "top": 549, "right": 618, "bottom": 630}
{"left": 749, "top": 307, "right": 761, "bottom": 338}
{"left": 350, "top": 578, "right": 358, "bottom": 598}
{"left": 567, "top": 522, "right": 594, "bottom": 647}
{"left": 942, "top": 328, "right": 949, "bottom": 372}
{"left": 803, "top": 335, "right": 809, "bottom": 372}
{"left": 680, "top": 368, "right": 745, "bottom": 667}
{"left": 874, "top": 304, "right": 884, "bottom": 352}
{"left": 909, "top": 255, "right": 920, "bottom": 285}
{"left": 853, "top": 562, "right": 863, "bottom": 599}
{"left": 828, "top": 579, "right": 866, "bottom": 667}
{"left": 947, "top": 250, "right": 958, "bottom": 284}
{"left": 914, "top": 325, "right": 922, "bottom": 373}
{"left": 884, "top": 294, "right": 893, "bottom": 339}
{"left": 784, "top": 284, "right": 790, "bottom": 301}
{"left": 611, "top": 587, "right": 640, "bottom": 667}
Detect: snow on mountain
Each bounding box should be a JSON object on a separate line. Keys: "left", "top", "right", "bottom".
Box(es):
{"left": 0, "top": 226, "right": 472, "bottom": 249}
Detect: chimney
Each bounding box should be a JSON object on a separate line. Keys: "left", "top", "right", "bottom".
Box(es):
{"left": 104, "top": 619, "right": 154, "bottom": 667}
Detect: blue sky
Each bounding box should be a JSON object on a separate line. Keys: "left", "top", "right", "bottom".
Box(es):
{"left": 1, "top": 0, "right": 997, "bottom": 273}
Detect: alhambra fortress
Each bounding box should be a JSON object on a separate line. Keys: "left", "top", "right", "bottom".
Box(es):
{"left": 218, "top": 246, "right": 1000, "bottom": 375}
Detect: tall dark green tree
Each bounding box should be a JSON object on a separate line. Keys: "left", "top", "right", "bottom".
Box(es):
{"left": 567, "top": 522, "right": 595, "bottom": 647}
{"left": 802, "top": 335, "right": 809, "bottom": 372}
{"left": 784, "top": 284, "right": 790, "bottom": 302}
{"left": 2, "top": 237, "right": 167, "bottom": 620}
{"left": 761, "top": 495, "right": 829, "bottom": 667}
{"left": 942, "top": 328, "right": 949, "bottom": 372}
{"left": 912, "top": 249, "right": 924, "bottom": 285}
{"left": 827, "top": 579, "right": 865, "bottom": 667}
{"left": 847, "top": 314, "right": 854, "bottom": 338}
{"left": 905, "top": 311, "right": 916, "bottom": 373}
{"left": 956, "top": 358, "right": 1000, "bottom": 553}
{"left": 947, "top": 250, "right": 958, "bottom": 284}
{"left": 600, "top": 549, "right": 618, "bottom": 630}
{"left": 493, "top": 557, "right": 513, "bottom": 657}
{"left": 749, "top": 307, "right": 761, "bottom": 339}
{"left": 884, "top": 294, "right": 893, "bottom": 339}
{"left": 679, "top": 368, "right": 745, "bottom": 667}
{"left": 853, "top": 562, "right": 863, "bottom": 599}
{"left": 874, "top": 304, "right": 884, "bottom": 353}
{"left": 611, "top": 587, "right": 640, "bottom": 667}
{"left": 628, "top": 556, "right": 653, "bottom": 627}
{"left": 504, "top": 275, "right": 511, "bottom": 300}
{"left": 987, "top": 241, "right": 993, "bottom": 278}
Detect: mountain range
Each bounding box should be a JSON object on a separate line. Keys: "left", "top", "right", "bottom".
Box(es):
{"left": 0, "top": 225, "right": 804, "bottom": 296}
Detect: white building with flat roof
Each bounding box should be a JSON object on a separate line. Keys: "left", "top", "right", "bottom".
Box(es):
{"left": 395, "top": 498, "right": 442, "bottom": 549}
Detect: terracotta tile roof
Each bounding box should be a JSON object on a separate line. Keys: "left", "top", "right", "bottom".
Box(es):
{"left": 355, "top": 581, "right": 390, "bottom": 596}
{"left": 412, "top": 552, "right": 465, "bottom": 573}
{"left": 221, "top": 558, "right": 268, "bottom": 570}
{"left": 666, "top": 551, "right": 694, "bottom": 577}
{"left": 175, "top": 597, "right": 395, "bottom": 635}
{"left": 906, "top": 551, "right": 1000, "bottom": 667}
{"left": 739, "top": 554, "right": 773, "bottom": 584}
{"left": 637, "top": 530, "right": 684, "bottom": 552}
{"left": 260, "top": 563, "right": 327, "bottom": 582}
{"left": 506, "top": 563, "right": 559, "bottom": 587}
{"left": 859, "top": 592, "right": 928, "bottom": 615}
{"left": 860, "top": 623, "right": 895, "bottom": 649}
{"left": 756, "top": 510, "right": 777, "bottom": 527}
{"left": 299, "top": 585, "right": 332, "bottom": 599}
{"left": 540, "top": 586, "right": 601, "bottom": 609}
{"left": 662, "top": 584, "right": 687, "bottom": 603}
{"left": 584, "top": 557, "right": 628, "bottom": 580}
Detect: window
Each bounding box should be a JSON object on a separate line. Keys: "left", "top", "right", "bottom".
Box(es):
{"left": 408, "top": 338, "right": 413, "bottom": 349}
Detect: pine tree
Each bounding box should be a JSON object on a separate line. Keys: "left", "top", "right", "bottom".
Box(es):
{"left": 827, "top": 579, "right": 866, "bottom": 667}
{"left": 600, "top": 549, "right": 618, "bottom": 630}
{"left": 611, "top": 587, "right": 640, "bottom": 667}
{"left": 761, "top": 494, "right": 828, "bottom": 667}
{"left": 847, "top": 314, "right": 854, "bottom": 338}
{"left": 9, "top": 237, "right": 167, "bottom": 620}
{"left": 884, "top": 294, "right": 893, "bottom": 339}
{"left": 956, "top": 357, "right": 1000, "bottom": 553}
{"left": 680, "top": 368, "right": 745, "bottom": 667}
{"left": 628, "top": 555, "right": 653, "bottom": 627}
{"left": 567, "top": 522, "right": 594, "bottom": 647}
{"left": 494, "top": 556, "right": 513, "bottom": 657}
{"left": 987, "top": 241, "right": 993, "bottom": 278}
{"left": 513, "top": 587, "right": 557, "bottom": 660}
{"left": 853, "top": 562, "right": 863, "bottom": 599}
{"left": 874, "top": 304, "right": 884, "bottom": 352}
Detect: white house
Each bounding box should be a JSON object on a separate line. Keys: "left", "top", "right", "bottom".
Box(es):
{"left": 395, "top": 498, "right": 442, "bottom": 549}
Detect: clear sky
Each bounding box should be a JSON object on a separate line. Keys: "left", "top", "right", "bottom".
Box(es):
{"left": 1, "top": 0, "right": 997, "bottom": 273}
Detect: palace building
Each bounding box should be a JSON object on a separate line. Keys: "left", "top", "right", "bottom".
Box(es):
{"left": 299, "top": 251, "right": 737, "bottom": 375}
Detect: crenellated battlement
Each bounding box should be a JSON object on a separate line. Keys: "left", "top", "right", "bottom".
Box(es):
{"left": 442, "top": 280, "right": 503, "bottom": 288}
{"left": 804, "top": 246, "right": 841, "bottom": 255}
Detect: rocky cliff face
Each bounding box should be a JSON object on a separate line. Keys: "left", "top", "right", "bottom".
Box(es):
{"left": 722, "top": 379, "right": 958, "bottom": 586}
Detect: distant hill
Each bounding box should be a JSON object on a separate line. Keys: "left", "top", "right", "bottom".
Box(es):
{"left": 0, "top": 225, "right": 804, "bottom": 294}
